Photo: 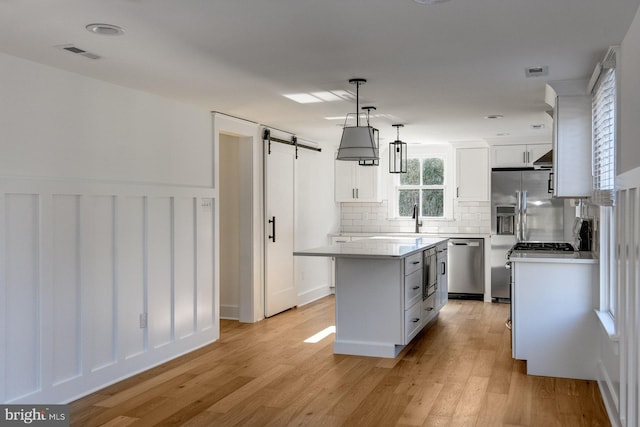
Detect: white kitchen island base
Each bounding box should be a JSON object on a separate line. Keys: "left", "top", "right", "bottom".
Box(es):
{"left": 295, "top": 237, "right": 447, "bottom": 358}
{"left": 335, "top": 258, "right": 408, "bottom": 358}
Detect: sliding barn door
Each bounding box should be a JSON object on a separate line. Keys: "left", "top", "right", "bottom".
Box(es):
{"left": 264, "top": 142, "right": 296, "bottom": 317}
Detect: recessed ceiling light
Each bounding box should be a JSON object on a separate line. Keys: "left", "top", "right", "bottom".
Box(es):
{"left": 496, "top": 132, "right": 510, "bottom": 136}
{"left": 485, "top": 114, "right": 504, "bottom": 119}
{"left": 86, "top": 23, "right": 125, "bottom": 36}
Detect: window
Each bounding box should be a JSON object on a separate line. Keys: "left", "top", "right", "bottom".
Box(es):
{"left": 590, "top": 46, "right": 618, "bottom": 330}
{"left": 396, "top": 156, "right": 445, "bottom": 218}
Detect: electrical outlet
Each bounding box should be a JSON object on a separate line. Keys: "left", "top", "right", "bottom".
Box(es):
{"left": 139, "top": 313, "right": 148, "bottom": 329}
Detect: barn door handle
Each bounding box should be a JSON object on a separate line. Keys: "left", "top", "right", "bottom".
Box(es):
{"left": 268, "top": 216, "right": 276, "bottom": 242}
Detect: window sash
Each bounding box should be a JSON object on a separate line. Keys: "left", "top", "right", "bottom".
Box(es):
{"left": 396, "top": 156, "right": 446, "bottom": 218}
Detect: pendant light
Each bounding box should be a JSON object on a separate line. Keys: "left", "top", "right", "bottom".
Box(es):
{"left": 336, "top": 78, "right": 380, "bottom": 162}
{"left": 358, "top": 106, "right": 380, "bottom": 166}
{"left": 389, "top": 124, "right": 408, "bottom": 174}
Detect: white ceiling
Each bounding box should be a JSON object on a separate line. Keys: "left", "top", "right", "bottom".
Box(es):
{"left": 1, "top": 0, "right": 638, "bottom": 148}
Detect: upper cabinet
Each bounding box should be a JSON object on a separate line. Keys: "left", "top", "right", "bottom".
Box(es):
{"left": 335, "top": 159, "right": 381, "bottom": 202}
{"left": 456, "top": 147, "right": 489, "bottom": 201}
{"left": 545, "top": 80, "right": 592, "bottom": 198}
{"left": 491, "top": 143, "right": 551, "bottom": 168}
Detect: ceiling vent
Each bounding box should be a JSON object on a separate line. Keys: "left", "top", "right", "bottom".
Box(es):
{"left": 525, "top": 66, "right": 549, "bottom": 78}
{"left": 56, "top": 44, "right": 101, "bottom": 60}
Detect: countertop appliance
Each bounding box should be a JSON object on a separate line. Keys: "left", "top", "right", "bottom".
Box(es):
{"left": 448, "top": 238, "right": 484, "bottom": 299}
{"left": 491, "top": 169, "right": 565, "bottom": 300}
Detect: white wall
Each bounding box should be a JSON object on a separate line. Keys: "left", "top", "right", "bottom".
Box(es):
{"left": 619, "top": 4, "right": 640, "bottom": 175}
{"left": 0, "top": 52, "right": 217, "bottom": 404}
{"left": 598, "top": 4, "right": 640, "bottom": 426}
{"left": 294, "top": 144, "right": 340, "bottom": 306}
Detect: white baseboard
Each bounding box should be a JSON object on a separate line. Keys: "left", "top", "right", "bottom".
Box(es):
{"left": 220, "top": 304, "right": 240, "bottom": 320}
{"left": 297, "top": 284, "right": 332, "bottom": 307}
{"left": 597, "top": 361, "right": 621, "bottom": 427}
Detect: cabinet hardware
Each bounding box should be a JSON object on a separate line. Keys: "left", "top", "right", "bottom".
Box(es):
{"left": 268, "top": 216, "right": 276, "bottom": 242}
{"left": 426, "top": 307, "right": 434, "bottom": 311}
{"left": 456, "top": 187, "right": 459, "bottom": 198}
{"left": 440, "top": 261, "right": 446, "bottom": 275}
{"left": 412, "top": 286, "right": 420, "bottom": 290}
{"left": 411, "top": 318, "right": 420, "bottom": 323}
{"left": 547, "top": 172, "right": 554, "bottom": 194}
{"left": 356, "top": 188, "right": 359, "bottom": 199}
{"left": 411, "top": 261, "right": 420, "bottom": 265}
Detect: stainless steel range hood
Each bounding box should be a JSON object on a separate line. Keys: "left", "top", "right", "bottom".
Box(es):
{"left": 533, "top": 149, "right": 553, "bottom": 169}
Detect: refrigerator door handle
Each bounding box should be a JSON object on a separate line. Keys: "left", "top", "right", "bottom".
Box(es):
{"left": 516, "top": 191, "right": 522, "bottom": 242}
{"left": 522, "top": 191, "right": 527, "bottom": 241}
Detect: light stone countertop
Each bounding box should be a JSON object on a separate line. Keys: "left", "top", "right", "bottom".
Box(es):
{"left": 294, "top": 237, "right": 448, "bottom": 259}
{"left": 509, "top": 250, "right": 597, "bottom": 264}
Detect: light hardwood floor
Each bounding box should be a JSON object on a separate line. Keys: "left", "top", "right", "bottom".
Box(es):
{"left": 70, "top": 296, "right": 610, "bottom": 426}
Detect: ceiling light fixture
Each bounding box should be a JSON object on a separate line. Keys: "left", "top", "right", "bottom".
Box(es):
{"left": 85, "top": 23, "right": 125, "bottom": 36}
{"left": 336, "top": 78, "right": 379, "bottom": 163}
{"left": 358, "top": 106, "right": 380, "bottom": 166}
{"left": 389, "top": 124, "right": 408, "bottom": 174}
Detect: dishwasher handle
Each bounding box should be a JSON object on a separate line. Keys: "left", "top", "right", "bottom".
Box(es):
{"left": 449, "top": 241, "right": 481, "bottom": 247}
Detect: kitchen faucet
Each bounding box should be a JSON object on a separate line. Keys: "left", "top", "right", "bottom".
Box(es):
{"left": 412, "top": 203, "right": 422, "bottom": 233}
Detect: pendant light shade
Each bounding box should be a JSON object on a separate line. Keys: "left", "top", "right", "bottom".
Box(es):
{"left": 336, "top": 78, "right": 379, "bottom": 162}
{"left": 389, "top": 124, "right": 408, "bottom": 174}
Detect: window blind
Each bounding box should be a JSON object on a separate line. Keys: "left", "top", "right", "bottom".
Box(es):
{"left": 591, "top": 51, "right": 617, "bottom": 206}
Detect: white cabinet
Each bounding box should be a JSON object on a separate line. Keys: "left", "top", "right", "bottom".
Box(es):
{"left": 335, "top": 160, "right": 381, "bottom": 202}
{"left": 545, "top": 81, "right": 592, "bottom": 198}
{"left": 511, "top": 258, "right": 598, "bottom": 379}
{"left": 490, "top": 144, "right": 552, "bottom": 168}
{"left": 456, "top": 147, "right": 489, "bottom": 201}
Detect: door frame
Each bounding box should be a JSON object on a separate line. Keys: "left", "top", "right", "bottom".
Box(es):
{"left": 213, "top": 113, "right": 263, "bottom": 323}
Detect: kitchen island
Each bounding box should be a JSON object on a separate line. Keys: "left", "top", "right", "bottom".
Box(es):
{"left": 295, "top": 237, "right": 448, "bottom": 358}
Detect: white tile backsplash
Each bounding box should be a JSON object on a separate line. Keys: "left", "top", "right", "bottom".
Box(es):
{"left": 340, "top": 200, "right": 490, "bottom": 234}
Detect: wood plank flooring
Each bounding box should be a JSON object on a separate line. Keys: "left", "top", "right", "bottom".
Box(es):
{"left": 70, "top": 297, "right": 610, "bottom": 426}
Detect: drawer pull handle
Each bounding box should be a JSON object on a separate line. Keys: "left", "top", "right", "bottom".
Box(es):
{"left": 426, "top": 307, "right": 434, "bottom": 311}
{"left": 411, "top": 318, "right": 420, "bottom": 323}
{"left": 412, "top": 286, "right": 420, "bottom": 290}
{"left": 411, "top": 261, "right": 420, "bottom": 265}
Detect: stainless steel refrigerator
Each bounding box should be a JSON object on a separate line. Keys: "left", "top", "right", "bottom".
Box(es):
{"left": 490, "top": 169, "right": 565, "bottom": 299}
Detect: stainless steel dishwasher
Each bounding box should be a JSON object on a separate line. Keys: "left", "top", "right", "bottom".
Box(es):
{"left": 448, "top": 238, "right": 484, "bottom": 299}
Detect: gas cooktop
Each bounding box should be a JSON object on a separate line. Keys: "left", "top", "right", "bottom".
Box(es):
{"left": 511, "top": 242, "right": 575, "bottom": 252}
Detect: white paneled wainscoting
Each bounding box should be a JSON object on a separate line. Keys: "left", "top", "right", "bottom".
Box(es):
{"left": 0, "top": 177, "right": 217, "bottom": 404}
{"left": 598, "top": 168, "right": 640, "bottom": 427}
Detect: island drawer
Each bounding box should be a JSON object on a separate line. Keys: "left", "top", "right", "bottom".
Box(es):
{"left": 404, "top": 269, "right": 422, "bottom": 307}
{"left": 423, "top": 293, "right": 437, "bottom": 326}
{"left": 404, "top": 301, "right": 422, "bottom": 344}
{"left": 404, "top": 252, "right": 423, "bottom": 275}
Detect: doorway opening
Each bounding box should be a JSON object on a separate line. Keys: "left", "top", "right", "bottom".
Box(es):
{"left": 219, "top": 132, "right": 254, "bottom": 322}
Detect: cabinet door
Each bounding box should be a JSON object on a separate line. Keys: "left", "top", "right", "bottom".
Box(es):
{"left": 355, "top": 164, "right": 380, "bottom": 202}
{"left": 457, "top": 147, "right": 489, "bottom": 201}
{"left": 335, "top": 160, "right": 355, "bottom": 202}
{"left": 491, "top": 145, "right": 527, "bottom": 168}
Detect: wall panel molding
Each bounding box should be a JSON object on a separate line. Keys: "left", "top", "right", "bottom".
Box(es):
{"left": 0, "top": 176, "right": 218, "bottom": 404}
